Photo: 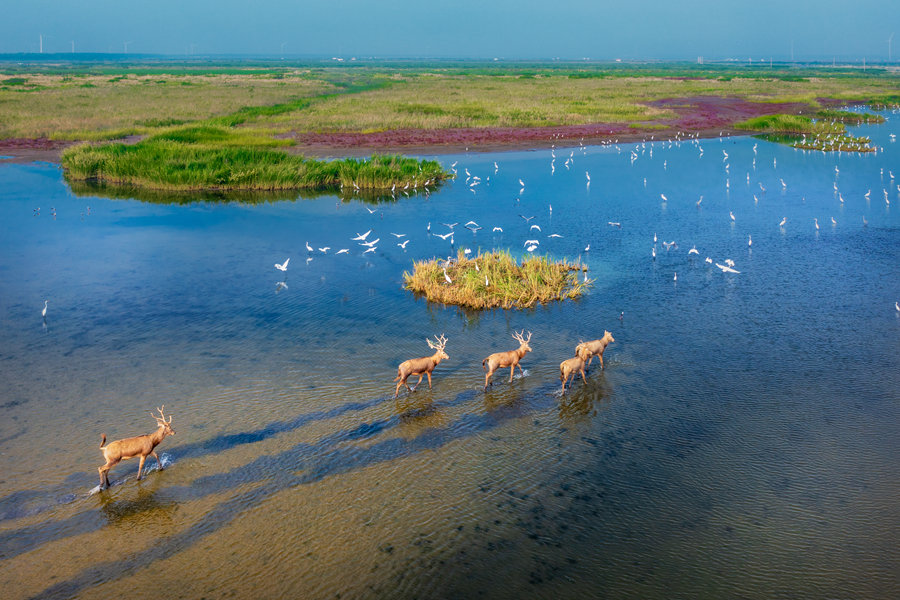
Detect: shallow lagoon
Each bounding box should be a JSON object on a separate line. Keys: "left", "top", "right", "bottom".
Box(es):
{"left": 1, "top": 116, "right": 899, "bottom": 599}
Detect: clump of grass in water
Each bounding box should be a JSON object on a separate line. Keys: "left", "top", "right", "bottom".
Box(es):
{"left": 61, "top": 125, "right": 450, "bottom": 191}
{"left": 736, "top": 114, "right": 874, "bottom": 153}
{"left": 403, "top": 249, "right": 589, "bottom": 310}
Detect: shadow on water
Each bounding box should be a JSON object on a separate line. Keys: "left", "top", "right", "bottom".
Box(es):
{"left": 66, "top": 180, "right": 438, "bottom": 206}
{"left": 0, "top": 383, "right": 576, "bottom": 567}
{"left": 8, "top": 383, "right": 577, "bottom": 600}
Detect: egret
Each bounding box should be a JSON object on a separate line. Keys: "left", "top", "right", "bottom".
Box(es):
{"left": 759, "top": 183, "right": 766, "bottom": 192}
{"left": 584, "top": 271, "right": 588, "bottom": 283}
{"left": 834, "top": 182, "right": 838, "bottom": 191}
{"left": 865, "top": 190, "right": 871, "bottom": 199}
{"left": 689, "top": 246, "right": 699, "bottom": 255}
{"left": 586, "top": 172, "right": 590, "bottom": 182}
{"left": 306, "top": 242, "right": 313, "bottom": 252}
{"left": 336, "top": 249, "right": 349, "bottom": 254}
{"left": 427, "top": 223, "right": 431, "bottom": 232}
{"left": 364, "top": 247, "right": 376, "bottom": 254}
{"left": 531, "top": 225, "right": 542, "bottom": 231}
{"left": 275, "top": 258, "right": 290, "bottom": 271}
{"left": 435, "top": 233, "right": 453, "bottom": 240}
{"left": 832, "top": 217, "right": 837, "bottom": 225}
{"left": 730, "top": 212, "right": 735, "bottom": 221}
{"left": 835, "top": 166, "right": 840, "bottom": 174}
{"left": 548, "top": 234, "right": 562, "bottom": 238}
{"left": 42, "top": 301, "right": 48, "bottom": 318}
{"left": 399, "top": 240, "right": 409, "bottom": 248}
{"left": 896, "top": 302, "right": 900, "bottom": 312}
{"left": 673, "top": 272, "right": 677, "bottom": 282}
{"left": 360, "top": 238, "right": 380, "bottom": 247}
{"left": 815, "top": 218, "right": 819, "bottom": 230}
{"left": 653, "top": 233, "right": 657, "bottom": 243}
{"left": 725, "top": 259, "right": 735, "bottom": 267}
{"left": 365, "top": 206, "right": 377, "bottom": 214}
{"left": 715, "top": 263, "right": 741, "bottom": 274}
{"left": 585, "top": 244, "right": 590, "bottom": 252}
{"left": 493, "top": 227, "right": 503, "bottom": 232}
{"left": 863, "top": 217, "right": 868, "bottom": 227}
{"left": 485, "top": 275, "right": 489, "bottom": 287}
{"left": 391, "top": 233, "right": 406, "bottom": 238}
{"left": 523, "top": 240, "right": 540, "bottom": 247}
{"left": 652, "top": 247, "right": 656, "bottom": 258}
{"left": 518, "top": 215, "right": 535, "bottom": 222}
{"left": 748, "top": 235, "right": 752, "bottom": 247}
{"left": 839, "top": 193, "right": 844, "bottom": 203}
{"left": 661, "top": 194, "right": 668, "bottom": 202}
{"left": 519, "top": 179, "right": 525, "bottom": 188}
{"left": 779, "top": 217, "right": 786, "bottom": 227}
{"left": 608, "top": 222, "right": 621, "bottom": 228}
{"left": 781, "top": 179, "right": 786, "bottom": 188}
{"left": 697, "top": 196, "right": 703, "bottom": 206}
{"left": 705, "top": 257, "right": 713, "bottom": 264}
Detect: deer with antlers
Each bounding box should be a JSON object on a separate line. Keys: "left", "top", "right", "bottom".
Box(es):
{"left": 559, "top": 345, "right": 592, "bottom": 393}
{"left": 394, "top": 334, "right": 449, "bottom": 398}
{"left": 483, "top": 330, "right": 533, "bottom": 389}
{"left": 98, "top": 406, "right": 175, "bottom": 490}
{"left": 576, "top": 331, "right": 615, "bottom": 370}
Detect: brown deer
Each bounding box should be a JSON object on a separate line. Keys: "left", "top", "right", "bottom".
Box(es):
{"left": 482, "top": 330, "right": 533, "bottom": 389}
{"left": 394, "top": 334, "right": 449, "bottom": 398}
{"left": 559, "top": 345, "right": 592, "bottom": 393}
{"left": 576, "top": 331, "right": 615, "bottom": 370}
{"left": 98, "top": 406, "right": 175, "bottom": 490}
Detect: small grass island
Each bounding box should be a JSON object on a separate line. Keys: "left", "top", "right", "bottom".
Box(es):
{"left": 404, "top": 249, "right": 590, "bottom": 309}
{"left": 735, "top": 110, "right": 884, "bottom": 153}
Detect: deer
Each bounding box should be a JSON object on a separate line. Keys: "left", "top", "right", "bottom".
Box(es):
{"left": 98, "top": 406, "right": 175, "bottom": 490}
{"left": 575, "top": 331, "right": 615, "bottom": 370}
{"left": 482, "top": 330, "right": 533, "bottom": 389}
{"left": 559, "top": 345, "right": 592, "bottom": 393}
{"left": 394, "top": 334, "right": 449, "bottom": 398}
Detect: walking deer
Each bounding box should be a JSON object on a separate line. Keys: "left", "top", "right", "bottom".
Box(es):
{"left": 394, "top": 334, "right": 449, "bottom": 398}
{"left": 559, "top": 345, "right": 592, "bottom": 393}
{"left": 576, "top": 331, "right": 615, "bottom": 370}
{"left": 483, "top": 330, "right": 533, "bottom": 389}
{"left": 98, "top": 406, "right": 175, "bottom": 490}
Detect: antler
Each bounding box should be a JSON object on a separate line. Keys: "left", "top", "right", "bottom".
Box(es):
{"left": 512, "top": 330, "right": 532, "bottom": 345}
{"left": 426, "top": 333, "right": 448, "bottom": 351}
{"left": 153, "top": 405, "right": 172, "bottom": 424}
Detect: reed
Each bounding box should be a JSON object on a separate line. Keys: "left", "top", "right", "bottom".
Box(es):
{"left": 61, "top": 131, "right": 449, "bottom": 191}
{"left": 736, "top": 114, "right": 875, "bottom": 153}
{"left": 403, "top": 249, "right": 589, "bottom": 309}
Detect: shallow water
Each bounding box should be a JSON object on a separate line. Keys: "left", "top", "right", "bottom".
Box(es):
{"left": 1, "top": 114, "right": 899, "bottom": 599}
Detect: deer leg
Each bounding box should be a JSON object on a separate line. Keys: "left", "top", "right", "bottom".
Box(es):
{"left": 426, "top": 371, "right": 433, "bottom": 389}
{"left": 517, "top": 363, "right": 526, "bottom": 377}
{"left": 136, "top": 455, "right": 146, "bottom": 481}
{"left": 411, "top": 373, "right": 424, "bottom": 391}
{"left": 394, "top": 379, "right": 404, "bottom": 398}
{"left": 599, "top": 354, "right": 604, "bottom": 370}
{"left": 581, "top": 367, "right": 587, "bottom": 384}
{"left": 99, "top": 465, "right": 109, "bottom": 489}
{"left": 509, "top": 365, "right": 515, "bottom": 383}
{"left": 151, "top": 450, "right": 164, "bottom": 471}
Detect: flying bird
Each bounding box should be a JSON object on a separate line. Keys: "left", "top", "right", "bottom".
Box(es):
{"left": 493, "top": 227, "right": 503, "bottom": 232}
{"left": 363, "top": 247, "right": 376, "bottom": 254}
{"left": 319, "top": 247, "right": 330, "bottom": 253}
{"left": 365, "top": 206, "right": 377, "bottom": 214}
{"left": 336, "top": 249, "right": 349, "bottom": 254}
{"left": 360, "top": 238, "right": 380, "bottom": 247}
{"left": 391, "top": 233, "right": 406, "bottom": 238}
{"left": 399, "top": 240, "right": 409, "bottom": 248}
{"left": 715, "top": 263, "right": 741, "bottom": 274}
{"left": 352, "top": 230, "right": 372, "bottom": 241}
{"left": 705, "top": 257, "right": 712, "bottom": 264}
{"left": 519, "top": 215, "right": 535, "bottom": 222}
{"left": 275, "top": 258, "right": 290, "bottom": 271}
{"left": 523, "top": 239, "right": 540, "bottom": 246}
{"left": 688, "top": 246, "right": 699, "bottom": 255}
{"left": 608, "top": 222, "right": 621, "bottom": 228}
{"left": 435, "top": 232, "right": 453, "bottom": 240}
{"left": 530, "top": 225, "right": 541, "bottom": 231}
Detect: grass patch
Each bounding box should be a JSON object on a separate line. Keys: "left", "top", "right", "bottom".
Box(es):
{"left": 403, "top": 249, "right": 589, "bottom": 310}
{"left": 813, "top": 109, "right": 885, "bottom": 124}
{"left": 737, "top": 114, "right": 874, "bottom": 153}
{"left": 61, "top": 133, "right": 450, "bottom": 191}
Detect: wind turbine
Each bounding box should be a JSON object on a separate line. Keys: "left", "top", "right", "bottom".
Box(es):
{"left": 71, "top": 41, "right": 75, "bottom": 53}
{"left": 889, "top": 33, "right": 894, "bottom": 62}
{"left": 190, "top": 43, "right": 198, "bottom": 55}
{"left": 39, "top": 34, "right": 50, "bottom": 53}
{"left": 281, "top": 42, "right": 287, "bottom": 56}
{"left": 124, "top": 41, "right": 133, "bottom": 53}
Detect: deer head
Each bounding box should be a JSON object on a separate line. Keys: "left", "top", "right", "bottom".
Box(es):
{"left": 152, "top": 406, "right": 176, "bottom": 436}
{"left": 603, "top": 330, "right": 615, "bottom": 344}
{"left": 512, "top": 330, "right": 533, "bottom": 352}
{"left": 426, "top": 334, "right": 449, "bottom": 360}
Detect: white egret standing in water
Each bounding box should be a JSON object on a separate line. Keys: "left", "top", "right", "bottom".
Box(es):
{"left": 42, "top": 300, "right": 48, "bottom": 318}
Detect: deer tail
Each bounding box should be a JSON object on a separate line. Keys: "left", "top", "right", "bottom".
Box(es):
{"left": 482, "top": 358, "right": 487, "bottom": 371}
{"left": 100, "top": 434, "right": 107, "bottom": 449}
{"left": 393, "top": 369, "right": 401, "bottom": 382}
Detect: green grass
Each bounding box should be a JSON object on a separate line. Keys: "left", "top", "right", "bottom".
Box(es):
{"left": 61, "top": 129, "right": 450, "bottom": 191}
{"left": 403, "top": 249, "right": 589, "bottom": 309}
{"left": 736, "top": 114, "right": 874, "bottom": 153}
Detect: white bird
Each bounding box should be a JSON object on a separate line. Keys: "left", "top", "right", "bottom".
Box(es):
{"left": 896, "top": 302, "right": 900, "bottom": 312}
{"left": 674, "top": 272, "right": 677, "bottom": 282}
{"left": 697, "top": 196, "right": 703, "bottom": 206}
{"left": 715, "top": 263, "right": 741, "bottom": 274}
{"left": 364, "top": 247, "right": 376, "bottom": 254}
{"left": 839, "top": 193, "right": 844, "bottom": 203}
{"left": 365, "top": 206, "right": 377, "bottom": 214}
{"left": 815, "top": 218, "right": 819, "bottom": 230}
{"left": 754, "top": 195, "right": 759, "bottom": 203}
{"left": 584, "top": 271, "right": 588, "bottom": 283}
{"left": 652, "top": 247, "right": 656, "bottom": 258}
{"left": 730, "top": 212, "right": 735, "bottom": 221}
{"left": 306, "top": 242, "right": 313, "bottom": 252}
{"left": 548, "top": 234, "right": 563, "bottom": 238}
{"left": 336, "top": 249, "right": 349, "bottom": 254}
{"left": 584, "top": 244, "right": 590, "bottom": 251}
{"left": 391, "top": 233, "right": 406, "bottom": 238}
{"left": 779, "top": 217, "right": 786, "bottom": 227}
{"left": 831, "top": 217, "right": 837, "bottom": 226}
{"left": 485, "top": 275, "right": 489, "bottom": 287}
{"left": 653, "top": 233, "right": 657, "bottom": 243}
{"left": 519, "top": 179, "right": 525, "bottom": 188}
{"left": 427, "top": 223, "right": 431, "bottom": 232}
{"left": 360, "top": 238, "right": 380, "bottom": 247}
{"left": 275, "top": 258, "right": 290, "bottom": 271}
{"left": 464, "top": 248, "right": 472, "bottom": 255}
{"left": 586, "top": 172, "right": 590, "bottom": 182}
{"left": 780, "top": 179, "right": 786, "bottom": 188}
{"left": 531, "top": 225, "right": 541, "bottom": 231}
{"left": 865, "top": 190, "right": 871, "bottom": 199}
{"left": 352, "top": 230, "right": 372, "bottom": 241}
{"left": 399, "top": 240, "right": 409, "bottom": 248}
{"left": 723, "top": 150, "right": 728, "bottom": 160}
{"left": 493, "top": 227, "right": 503, "bottom": 232}
{"left": 524, "top": 240, "right": 540, "bottom": 246}
{"left": 774, "top": 158, "right": 776, "bottom": 167}
{"left": 835, "top": 166, "right": 840, "bottom": 174}
{"left": 759, "top": 183, "right": 766, "bottom": 192}
{"left": 705, "top": 257, "right": 712, "bottom": 264}
{"left": 494, "top": 161, "right": 498, "bottom": 171}
{"left": 834, "top": 182, "right": 839, "bottom": 191}
{"left": 526, "top": 245, "right": 538, "bottom": 252}
{"left": 319, "top": 247, "right": 330, "bottom": 253}
{"left": 435, "top": 232, "right": 453, "bottom": 240}
{"left": 689, "top": 246, "right": 699, "bottom": 255}
{"left": 475, "top": 263, "right": 479, "bottom": 271}
{"left": 42, "top": 300, "right": 48, "bottom": 318}
{"left": 748, "top": 235, "right": 752, "bottom": 247}
{"left": 608, "top": 222, "right": 621, "bottom": 228}
{"left": 661, "top": 194, "right": 668, "bottom": 202}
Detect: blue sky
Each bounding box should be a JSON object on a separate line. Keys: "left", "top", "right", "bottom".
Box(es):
{"left": 3, "top": 0, "right": 898, "bottom": 61}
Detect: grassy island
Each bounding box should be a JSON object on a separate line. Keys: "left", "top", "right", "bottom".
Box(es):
{"left": 734, "top": 110, "right": 883, "bottom": 153}
{"left": 404, "top": 249, "right": 589, "bottom": 309}
{"left": 61, "top": 125, "right": 450, "bottom": 191}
